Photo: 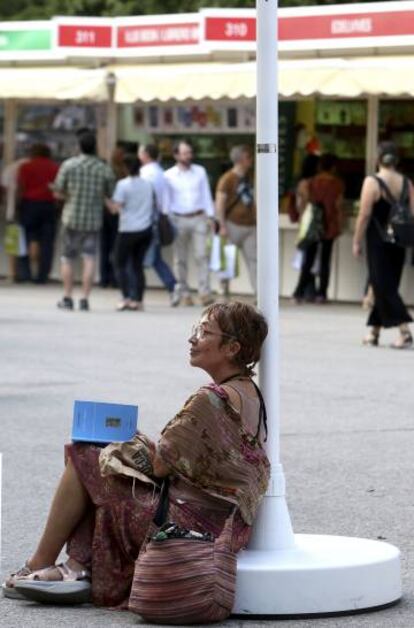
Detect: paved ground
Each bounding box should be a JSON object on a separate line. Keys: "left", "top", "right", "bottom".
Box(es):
{"left": 1, "top": 282, "right": 414, "bottom": 627}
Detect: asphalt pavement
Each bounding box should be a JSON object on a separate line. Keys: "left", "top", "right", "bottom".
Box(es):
{"left": 1, "top": 282, "right": 414, "bottom": 627}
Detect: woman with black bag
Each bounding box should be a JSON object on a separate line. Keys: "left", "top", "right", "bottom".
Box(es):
{"left": 353, "top": 141, "right": 414, "bottom": 348}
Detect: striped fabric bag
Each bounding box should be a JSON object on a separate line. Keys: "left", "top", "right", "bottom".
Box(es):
{"left": 128, "top": 510, "right": 237, "bottom": 624}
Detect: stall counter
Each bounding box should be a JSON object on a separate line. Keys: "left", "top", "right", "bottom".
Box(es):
{"left": 1, "top": 213, "right": 414, "bottom": 306}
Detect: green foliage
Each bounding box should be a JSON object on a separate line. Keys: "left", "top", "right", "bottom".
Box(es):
{"left": 0, "top": 0, "right": 403, "bottom": 20}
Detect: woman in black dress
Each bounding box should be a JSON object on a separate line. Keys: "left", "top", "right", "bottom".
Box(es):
{"left": 353, "top": 142, "right": 414, "bottom": 348}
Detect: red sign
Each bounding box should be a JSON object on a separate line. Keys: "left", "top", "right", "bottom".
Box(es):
{"left": 280, "top": 11, "right": 414, "bottom": 40}
{"left": 205, "top": 11, "right": 414, "bottom": 43}
{"left": 58, "top": 24, "right": 112, "bottom": 48}
{"left": 205, "top": 17, "right": 255, "bottom": 42}
{"left": 118, "top": 22, "right": 199, "bottom": 48}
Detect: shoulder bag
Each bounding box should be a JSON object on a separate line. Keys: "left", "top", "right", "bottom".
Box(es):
{"left": 296, "top": 201, "right": 324, "bottom": 251}
{"left": 158, "top": 213, "right": 176, "bottom": 247}
{"left": 129, "top": 478, "right": 237, "bottom": 625}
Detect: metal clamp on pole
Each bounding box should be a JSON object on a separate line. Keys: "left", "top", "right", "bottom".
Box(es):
{"left": 256, "top": 143, "right": 277, "bottom": 153}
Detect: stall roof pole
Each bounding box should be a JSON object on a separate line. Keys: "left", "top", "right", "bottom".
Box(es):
{"left": 366, "top": 95, "right": 379, "bottom": 176}
{"left": 3, "top": 99, "right": 17, "bottom": 168}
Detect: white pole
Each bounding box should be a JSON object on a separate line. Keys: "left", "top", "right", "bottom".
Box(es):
{"left": 249, "top": 0, "right": 294, "bottom": 551}
{"left": 234, "top": 1, "right": 401, "bottom": 614}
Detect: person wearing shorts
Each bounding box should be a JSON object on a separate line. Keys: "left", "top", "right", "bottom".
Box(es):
{"left": 61, "top": 229, "right": 99, "bottom": 262}
{"left": 53, "top": 131, "right": 114, "bottom": 311}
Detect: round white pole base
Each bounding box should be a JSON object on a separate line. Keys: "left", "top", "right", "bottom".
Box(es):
{"left": 234, "top": 534, "right": 401, "bottom": 616}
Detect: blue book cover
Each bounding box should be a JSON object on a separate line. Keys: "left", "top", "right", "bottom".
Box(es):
{"left": 72, "top": 400, "right": 138, "bottom": 444}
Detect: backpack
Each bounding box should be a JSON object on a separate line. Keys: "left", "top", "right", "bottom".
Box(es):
{"left": 373, "top": 176, "right": 414, "bottom": 247}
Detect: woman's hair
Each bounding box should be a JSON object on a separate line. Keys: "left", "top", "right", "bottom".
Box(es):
{"left": 378, "top": 141, "right": 399, "bottom": 168}
{"left": 122, "top": 154, "right": 140, "bottom": 176}
{"left": 300, "top": 154, "right": 320, "bottom": 180}
{"left": 30, "top": 143, "right": 51, "bottom": 158}
{"left": 140, "top": 143, "right": 159, "bottom": 161}
{"left": 204, "top": 302, "right": 268, "bottom": 377}
{"left": 319, "top": 153, "right": 337, "bottom": 172}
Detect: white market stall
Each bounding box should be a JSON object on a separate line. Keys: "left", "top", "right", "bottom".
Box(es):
{"left": 1, "top": 3, "right": 414, "bottom": 300}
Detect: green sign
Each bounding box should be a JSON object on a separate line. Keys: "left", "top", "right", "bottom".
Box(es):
{"left": 0, "top": 30, "right": 51, "bottom": 52}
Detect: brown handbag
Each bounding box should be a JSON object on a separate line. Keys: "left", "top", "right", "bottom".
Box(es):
{"left": 129, "top": 480, "right": 237, "bottom": 625}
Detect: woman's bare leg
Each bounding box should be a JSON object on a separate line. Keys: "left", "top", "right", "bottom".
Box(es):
{"left": 27, "top": 458, "right": 90, "bottom": 570}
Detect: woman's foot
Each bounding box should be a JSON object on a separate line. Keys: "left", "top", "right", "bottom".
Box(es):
{"left": 2, "top": 563, "right": 35, "bottom": 599}
{"left": 362, "top": 328, "right": 380, "bottom": 346}
{"left": 128, "top": 301, "right": 143, "bottom": 311}
{"left": 362, "top": 286, "right": 375, "bottom": 311}
{"left": 3, "top": 559, "right": 91, "bottom": 602}
{"left": 116, "top": 300, "right": 130, "bottom": 311}
{"left": 391, "top": 328, "right": 413, "bottom": 350}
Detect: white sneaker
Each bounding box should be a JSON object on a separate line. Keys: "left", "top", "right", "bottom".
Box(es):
{"left": 170, "top": 292, "right": 181, "bottom": 307}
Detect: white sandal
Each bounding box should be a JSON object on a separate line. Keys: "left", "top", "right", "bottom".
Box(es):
{"left": 3, "top": 562, "right": 91, "bottom": 604}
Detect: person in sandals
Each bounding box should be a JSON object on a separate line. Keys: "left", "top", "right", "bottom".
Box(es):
{"left": 353, "top": 141, "right": 414, "bottom": 349}
{"left": 3, "top": 302, "right": 270, "bottom": 608}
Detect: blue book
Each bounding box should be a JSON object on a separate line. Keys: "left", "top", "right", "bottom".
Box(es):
{"left": 72, "top": 400, "right": 138, "bottom": 444}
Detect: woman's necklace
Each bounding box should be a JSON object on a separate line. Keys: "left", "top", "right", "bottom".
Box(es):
{"left": 218, "top": 372, "right": 246, "bottom": 385}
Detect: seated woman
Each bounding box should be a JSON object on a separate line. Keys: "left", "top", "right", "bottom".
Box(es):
{"left": 3, "top": 302, "right": 270, "bottom": 608}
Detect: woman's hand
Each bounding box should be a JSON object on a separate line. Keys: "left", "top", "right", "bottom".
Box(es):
{"left": 219, "top": 222, "right": 228, "bottom": 238}
{"left": 352, "top": 240, "right": 362, "bottom": 258}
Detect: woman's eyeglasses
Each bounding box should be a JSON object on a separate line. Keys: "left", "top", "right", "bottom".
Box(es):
{"left": 190, "top": 324, "right": 237, "bottom": 341}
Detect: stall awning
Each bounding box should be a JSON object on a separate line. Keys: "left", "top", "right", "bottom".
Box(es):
{"left": 0, "top": 66, "right": 108, "bottom": 101}
{"left": 279, "top": 57, "right": 414, "bottom": 98}
{"left": 112, "top": 62, "right": 256, "bottom": 103}
{"left": 111, "top": 57, "right": 414, "bottom": 102}
{"left": 2, "top": 56, "right": 414, "bottom": 103}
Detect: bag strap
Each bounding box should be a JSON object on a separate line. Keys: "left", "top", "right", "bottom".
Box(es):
{"left": 224, "top": 192, "right": 242, "bottom": 218}
{"left": 219, "top": 375, "right": 268, "bottom": 442}
{"left": 373, "top": 175, "right": 409, "bottom": 205}
{"left": 153, "top": 477, "right": 170, "bottom": 527}
{"left": 372, "top": 176, "right": 410, "bottom": 243}
{"left": 224, "top": 177, "right": 251, "bottom": 217}
{"left": 251, "top": 381, "right": 268, "bottom": 442}
{"left": 215, "top": 508, "right": 237, "bottom": 550}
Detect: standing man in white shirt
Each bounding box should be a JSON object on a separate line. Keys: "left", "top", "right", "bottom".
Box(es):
{"left": 138, "top": 143, "right": 178, "bottom": 306}
{"left": 164, "top": 139, "right": 215, "bottom": 307}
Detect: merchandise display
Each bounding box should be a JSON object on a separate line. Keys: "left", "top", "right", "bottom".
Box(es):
{"left": 380, "top": 100, "right": 414, "bottom": 178}
{"left": 315, "top": 99, "right": 367, "bottom": 199}
{"left": 15, "top": 104, "right": 96, "bottom": 161}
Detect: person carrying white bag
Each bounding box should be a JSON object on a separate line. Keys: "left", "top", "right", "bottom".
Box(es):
{"left": 215, "top": 145, "right": 256, "bottom": 297}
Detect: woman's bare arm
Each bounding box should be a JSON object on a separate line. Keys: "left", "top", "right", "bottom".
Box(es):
{"left": 296, "top": 179, "right": 310, "bottom": 213}
{"left": 408, "top": 180, "right": 414, "bottom": 217}
{"left": 105, "top": 198, "right": 121, "bottom": 214}
{"left": 353, "top": 177, "right": 377, "bottom": 256}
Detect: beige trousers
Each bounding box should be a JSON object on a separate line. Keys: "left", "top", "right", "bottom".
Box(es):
{"left": 171, "top": 213, "right": 211, "bottom": 297}
{"left": 225, "top": 221, "right": 257, "bottom": 294}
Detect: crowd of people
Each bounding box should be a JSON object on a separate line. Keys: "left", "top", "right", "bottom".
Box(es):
{"left": 4, "top": 131, "right": 413, "bottom": 348}
{"left": 292, "top": 141, "right": 413, "bottom": 349}
{"left": 2, "top": 131, "right": 257, "bottom": 312}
